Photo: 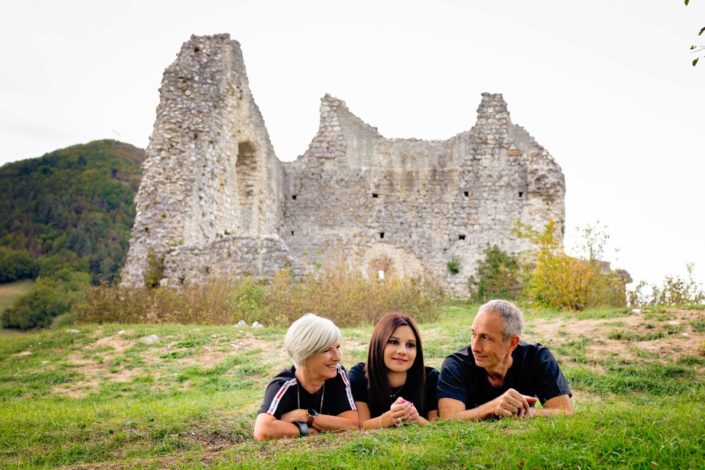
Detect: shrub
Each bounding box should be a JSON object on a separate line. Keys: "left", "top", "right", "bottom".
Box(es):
{"left": 447, "top": 258, "right": 460, "bottom": 275}
{"left": 468, "top": 246, "right": 522, "bottom": 302}
{"left": 264, "top": 266, "right": 444, "bottom": 327}
{"left": 229, "top": 277, "right": 270, "bottom": 323}
{"left": 77, "top": 265, "right": 444, "bottom": 327}
{"left": 144, "top": 250, "right": 165, "bottom": 288}
{"left": 1, "top": 273, "right": 89, "bottom": 330}
{"left": 0, "top": 247, "right": 38, "bottom": 283}
{"left": 515, "top": 220, "right": 626, "bottom": 311}
{"left": 2, "top": 281, "right": 69, "bottom": 329}
{"left": 628, "top": 263, "right": 705, "bottom": 307}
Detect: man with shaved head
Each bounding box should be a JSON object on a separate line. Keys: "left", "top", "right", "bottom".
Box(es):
{"left": 438, "top": 300, "right": 572, "bottom": 420}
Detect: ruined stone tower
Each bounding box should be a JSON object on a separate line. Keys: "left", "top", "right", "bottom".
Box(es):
{"left": 121, "top": 34, "right": 565, "bottom": 297}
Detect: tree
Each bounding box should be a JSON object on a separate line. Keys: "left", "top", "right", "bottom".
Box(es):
{"left": 685, "top": 0, "right": 705, "bottom": 66}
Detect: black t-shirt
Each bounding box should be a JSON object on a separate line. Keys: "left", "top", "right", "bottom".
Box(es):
{"left": 258, "top": 365, "right": 357, "bottom": 419}
{"left": 347, "top": 362, "right": 439, "bottom": 418}
{"left": 437, "top": 342, "right": 571, "bottom": 409}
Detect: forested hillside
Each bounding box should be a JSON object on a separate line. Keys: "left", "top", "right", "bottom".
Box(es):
{"left": 0, "top": 140, "right": 144, "bottom": 284}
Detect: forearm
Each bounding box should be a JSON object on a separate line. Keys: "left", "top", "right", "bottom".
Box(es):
{"left": 312, "top": 413, "right": 359, "bottom": 432}
{"left": 254, "top": 420, "right": 301, "bottom": 441}
{"left": 442, "top": 402, "right": 494, "bottom": 421}
{"left": 361, "top": 411, "right": 394, "bottom": 429}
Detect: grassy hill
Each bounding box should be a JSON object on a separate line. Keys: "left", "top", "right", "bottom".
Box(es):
{"left": 0, "top": 140, "right": 145, "bottom": 285}
{"left": 1, "top": 304, "right": 703, "bottom": 468}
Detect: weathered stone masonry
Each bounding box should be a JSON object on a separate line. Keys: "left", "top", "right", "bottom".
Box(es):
{"left": 121, "top": 34, "right": 565, "bottom": 297}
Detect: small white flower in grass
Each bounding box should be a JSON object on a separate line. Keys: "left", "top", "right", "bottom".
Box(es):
{"left": 68, "top": 329, "right": 80, "bottom": 334}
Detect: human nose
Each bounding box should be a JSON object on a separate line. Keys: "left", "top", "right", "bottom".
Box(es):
{"left": 471, "top": 337, "right": 480, "bottom": 353}
{"left": 331, "top": 348, "right": 341, "bottom": 361}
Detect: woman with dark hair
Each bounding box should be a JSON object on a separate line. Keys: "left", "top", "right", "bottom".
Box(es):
{"left": 347, "top": 312, "right": 438, "bottom": 428}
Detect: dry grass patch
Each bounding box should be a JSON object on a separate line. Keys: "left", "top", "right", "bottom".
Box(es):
{"left": 524, "top": 308, "right": 705, "bottom": 371}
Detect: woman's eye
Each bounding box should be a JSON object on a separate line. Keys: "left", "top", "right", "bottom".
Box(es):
{"left": 406, "top": 343, "right": 416, "bottom": 349}
{"left": 388, "top": 339, "right": 398, "bottom": 345}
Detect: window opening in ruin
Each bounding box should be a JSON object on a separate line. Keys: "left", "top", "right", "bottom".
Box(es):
{"left": 519, "top": 191, "right": 524, "bottom": 198}
{"left": 379, "top": 232, "right": 385, "bottom": 239}
{"left": 464, "top": 191, "right": 469, "bottom": 197}
{"left": 194, "top": 46, "right": 200, "bottom": 53}
{"left": 459, "top": 234, "right": 466, "bottom": 241}
{"left": 372, "top": 193, "right": 379, "bottom": 198}
{"left": 290, "top": 230, "right": 295, "bottom": 236}
{"left": 145, "top": 227, "right": 150, "bottom": 233}
{"left": 292, "top": 194, "right": 298, "bottom": 200}
{"left": 236, "top": 141, "right": 257, "bottom": 205}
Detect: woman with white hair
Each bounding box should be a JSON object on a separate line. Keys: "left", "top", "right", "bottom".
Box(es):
{"left": 253, "top": 313, "right": 359, "bottom": 440}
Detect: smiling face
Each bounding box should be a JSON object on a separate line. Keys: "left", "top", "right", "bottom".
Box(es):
{"left": 470, "top": 310, "right": 515, "bottom": 372}
{"left": 303, "top": 340, "right": 342, "bottom": 380}
{"left": 383, "top": 325, "right": 417, "bottom": 373}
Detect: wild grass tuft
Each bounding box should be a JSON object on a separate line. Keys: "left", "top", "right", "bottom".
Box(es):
{"left": 77, "top": 264, "right": 444, "bottom": 327}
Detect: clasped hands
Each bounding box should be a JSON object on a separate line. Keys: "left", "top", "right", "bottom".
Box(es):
{"left": 491, "top": 388, "right": 538, "bottom": 418}
{"left": 388, "top": 396, "right": 419, "bottom": 426}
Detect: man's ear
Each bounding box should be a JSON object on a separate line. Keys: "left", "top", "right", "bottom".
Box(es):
{"left": 508, "top": 336, "right": 520, "bottom": 351}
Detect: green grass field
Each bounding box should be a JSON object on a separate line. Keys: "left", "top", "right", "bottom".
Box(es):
{"left": 1, "top": 303, "right": 704, "bottom": 468}
{"left": 0, "top": 280, "right": 33, "bottom": 313}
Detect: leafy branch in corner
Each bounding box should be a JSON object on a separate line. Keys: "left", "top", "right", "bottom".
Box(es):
{"left": 685, "top": 0, "right": 705, "bottom": 66}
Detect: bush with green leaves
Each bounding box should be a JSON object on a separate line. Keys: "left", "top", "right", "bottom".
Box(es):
{"left": 2, "top": 281, "right": 68, "bottom": 330}
{"left": 468, "top": 246, "right": 522, "bottom": 302}
{"left": 1, "top": 273, "right": 90, "bottom": 330}
{"left": 0, "top": 247, "right": 37, "bottom": 283}
{"left": 515, "top": 220, "right": 626, "bottom": 311}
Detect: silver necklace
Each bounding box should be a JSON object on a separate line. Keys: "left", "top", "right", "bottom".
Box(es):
{"left": 297, "top": 381, "right": 325, "bottom": 412}
{"left": 389, "top": 382, "right": 405, "bottom": 399}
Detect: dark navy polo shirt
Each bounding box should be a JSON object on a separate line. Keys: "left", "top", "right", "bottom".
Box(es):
{"left": 437, "top": 342, "right": 571, "bottom": 409}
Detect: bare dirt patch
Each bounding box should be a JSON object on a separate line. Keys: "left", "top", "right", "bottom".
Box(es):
{"left": 92, "top": 333, "right": 133, "bottom": 354}
{"left": 526, "top": 308, "right": 705, "bottom": 368}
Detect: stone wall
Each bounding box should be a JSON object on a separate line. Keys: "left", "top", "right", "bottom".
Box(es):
{"left": 121, "top": 34, "right": 284, "bottom": 288}
{"left": 280, "top": 94, "right": 564, "bottom": 296}
{"left": 121, "top": 34, "right": 565, "bottom": 297}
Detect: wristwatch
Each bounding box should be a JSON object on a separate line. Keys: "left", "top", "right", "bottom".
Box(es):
{"left": 306, "top": 408, "right": 318, "bottom": 427}
{"left": 294, "top": 421, "right": 309, "bottom": 437}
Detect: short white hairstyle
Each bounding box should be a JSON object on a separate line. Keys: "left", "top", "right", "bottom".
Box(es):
{"left": 478, "top": 299, "right": 524, "bottom": 341}
{"left": 284, "top": 313, "right": 341, "bottom": 367}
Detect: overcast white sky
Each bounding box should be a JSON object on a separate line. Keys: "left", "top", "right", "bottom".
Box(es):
{"left": 1, "top": 0, "right": 704, "bottom": 288}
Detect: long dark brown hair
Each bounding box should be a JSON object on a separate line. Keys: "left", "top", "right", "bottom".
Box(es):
{"left": 365, "top": 312, "right": 426, "bottom": 416}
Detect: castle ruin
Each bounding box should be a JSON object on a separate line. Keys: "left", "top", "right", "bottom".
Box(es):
{"left": 120, "top": 34, "right": 566, "bottom": 297}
